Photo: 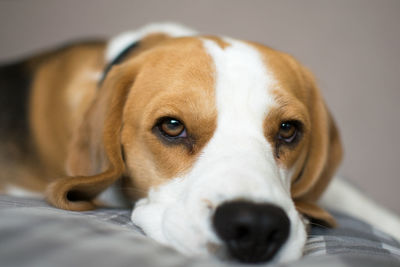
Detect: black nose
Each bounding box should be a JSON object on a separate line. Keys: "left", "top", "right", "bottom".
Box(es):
{"left": 212, "top": 201, "right": 290, "bottom": 263}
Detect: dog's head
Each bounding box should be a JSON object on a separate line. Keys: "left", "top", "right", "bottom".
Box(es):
{"left": 47, "top": 24, "right": 342, "bottom": 263}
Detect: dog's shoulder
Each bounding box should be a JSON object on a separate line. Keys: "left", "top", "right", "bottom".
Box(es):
{"left": 0, "top": 40, "right": 105, "bottom": 154}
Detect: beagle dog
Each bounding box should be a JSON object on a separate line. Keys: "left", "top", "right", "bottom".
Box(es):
{"left": 1, "top": 23, "right": 397, "bottom": 263}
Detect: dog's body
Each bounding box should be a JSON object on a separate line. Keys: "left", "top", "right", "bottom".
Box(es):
{"left": 1, "top": 23, "right": 399, "bottom": 263}
{"left": 0, "top": 40, "right": 106, "bottom": 192}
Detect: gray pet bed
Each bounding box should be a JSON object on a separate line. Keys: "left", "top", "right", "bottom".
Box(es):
{"left": 0, "top": 195, "right": 399, "bottom": 267}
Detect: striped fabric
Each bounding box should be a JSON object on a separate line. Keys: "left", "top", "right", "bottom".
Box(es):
{"left": 0, "top": 195, "right": 399, "bottom": 267}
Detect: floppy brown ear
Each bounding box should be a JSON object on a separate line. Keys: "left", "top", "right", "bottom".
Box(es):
{"left": 46, "top": 63, "right": 138, "bottom": 211}
{"left": 291, "top": 68, "right": 343, "bottom": 227}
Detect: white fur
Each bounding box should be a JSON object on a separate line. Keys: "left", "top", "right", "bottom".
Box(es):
{"left": 321, "top": 178, "right": 400, "bottom": 241}
{"left": 131, "top": 38, "right": 306, "bottom": 263}
{"left": 106, "top": 22, "right": 197, "bottom": 63}
{"left": 4, "top": 185, "right": 43, "bottom": 198}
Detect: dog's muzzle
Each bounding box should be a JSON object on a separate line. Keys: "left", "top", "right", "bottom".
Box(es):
{"left": 212, "top": 200, "right": 290, "bottom": 263}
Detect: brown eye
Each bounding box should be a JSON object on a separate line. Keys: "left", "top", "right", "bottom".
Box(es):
{"left": 159, "top": 117, "right": 187, "bottom": 138}
{"left": 278, "top": 122, "right": 297, "bottom": 143}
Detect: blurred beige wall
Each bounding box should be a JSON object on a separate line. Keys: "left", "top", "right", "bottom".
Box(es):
{"left": 0, "top": 0, "right": 399, "bottom": 214}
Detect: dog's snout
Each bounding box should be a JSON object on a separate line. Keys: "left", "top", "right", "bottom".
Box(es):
{"left": 212, "top": 201, "right": 290, "bottom": 263}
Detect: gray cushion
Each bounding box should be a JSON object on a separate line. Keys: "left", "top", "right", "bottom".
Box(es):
{"left": 0, "top": 195, "right": 399, "bottom": 267}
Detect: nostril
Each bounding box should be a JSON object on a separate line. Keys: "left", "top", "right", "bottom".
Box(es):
{"left": 212, "top": 200, "right": 290, "bottom": 263}
{"left": 234, "top": 224, "right": 250, "bottom": 241}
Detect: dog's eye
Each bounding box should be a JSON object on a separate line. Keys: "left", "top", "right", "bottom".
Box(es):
{"left": 158, "top": 117, "right": 187, "bottom": 138}
{"left": 275, "top": 121, "right": 302, "bottom": 158}
{"left": 278, "top": 121, "right": 297, "bottom": 143}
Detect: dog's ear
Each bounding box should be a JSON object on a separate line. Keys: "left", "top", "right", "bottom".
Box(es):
{"left": 291, "top": 67, "right": 343, "bottom": 227}
{"left": 46, "top": 62, "right": 138, "bottom": 211}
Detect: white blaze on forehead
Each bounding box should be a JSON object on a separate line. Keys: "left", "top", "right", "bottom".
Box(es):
{"left": 203, "top": 38, "right": 276, "bottom": 129}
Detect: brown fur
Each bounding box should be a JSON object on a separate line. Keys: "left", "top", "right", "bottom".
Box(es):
{"left": 30, "top": 43, "right": 106, "bottom": 178}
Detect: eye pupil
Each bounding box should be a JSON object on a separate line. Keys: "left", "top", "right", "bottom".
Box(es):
{"left": 281, "top": 122, "right": 291, "bottom": 131}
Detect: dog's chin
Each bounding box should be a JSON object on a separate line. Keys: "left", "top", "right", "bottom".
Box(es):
{"left": 131, "top": 190, "right": 307, "bottom": 264}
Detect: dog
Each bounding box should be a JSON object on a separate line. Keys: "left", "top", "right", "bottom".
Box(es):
{"left": 0, "top": 23, "right": 399, "bottom": 264}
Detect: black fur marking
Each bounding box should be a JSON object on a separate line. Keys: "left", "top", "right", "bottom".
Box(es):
{"left": 99, "top": 41, "right": 140, "bottom": 86}
{"left": 0, "top": 61, "right": 32, "bottom": 154}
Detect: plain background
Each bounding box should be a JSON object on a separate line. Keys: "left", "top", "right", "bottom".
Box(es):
{"left": 0, "top": 0, "right": 399, "bottom": 214}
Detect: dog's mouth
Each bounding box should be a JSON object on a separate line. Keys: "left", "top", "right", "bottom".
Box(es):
{"left": 211, "top": 200, "right": 290, "bottom": 263}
